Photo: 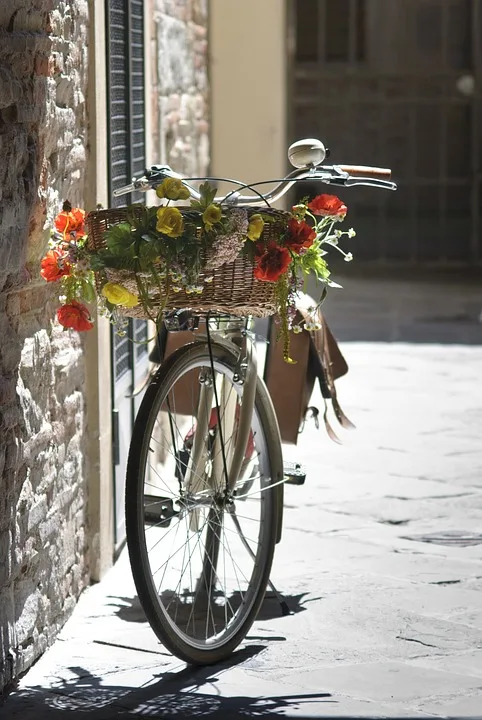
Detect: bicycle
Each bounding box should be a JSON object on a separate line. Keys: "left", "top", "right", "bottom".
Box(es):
{"left": 112, "top": 139, "right": 396, "bottom": 666}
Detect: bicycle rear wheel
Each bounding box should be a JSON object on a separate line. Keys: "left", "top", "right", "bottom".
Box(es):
{"left": 125, "top": 340, "right": 283, "bottom": 665}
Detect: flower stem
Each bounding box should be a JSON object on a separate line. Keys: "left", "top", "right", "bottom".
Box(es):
{"left": 276, "top": 274, "right": 296, "bottom": 364}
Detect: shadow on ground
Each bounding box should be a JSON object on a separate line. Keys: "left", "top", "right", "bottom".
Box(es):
{"left": 106, "top": 591, "right": 311, "bottom": 626}
{"left": 3, "top": 646, "right": 335, "bottom": 719}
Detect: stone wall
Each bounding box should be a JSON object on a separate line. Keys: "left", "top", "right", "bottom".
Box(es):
{"left": 0, "top": 0, "right": 89, "bottom": 692}
{"left": 152, "top": 0, "right": 209, "bottom": 173}
{"left": 0, "top": 0, "right": 211, "bottom": 694}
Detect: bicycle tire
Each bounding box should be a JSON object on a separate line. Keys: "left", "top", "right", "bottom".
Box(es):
{"left": 125, "top": 340, "right": 283, "bottom": 665}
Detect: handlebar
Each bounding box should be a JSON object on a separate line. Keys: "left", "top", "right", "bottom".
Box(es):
{"left": 336, "top": 165, "right": 391, "bottom": 180}
{"left": 112, "top": 138, "right": 397, "bottom": 203}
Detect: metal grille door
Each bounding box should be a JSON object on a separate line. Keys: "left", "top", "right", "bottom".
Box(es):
{"left": 107, "top": 0, "right": 148, "bottom": 547}
{"left": 108, "top": 0, "right": 146, "bottom": 203}
{"left": 290, "top": 0, "right": 481, "bottom": 264}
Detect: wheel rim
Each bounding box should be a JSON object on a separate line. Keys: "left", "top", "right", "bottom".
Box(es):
{"left": 134, "top": 353, "right": 274, "bottom": 651}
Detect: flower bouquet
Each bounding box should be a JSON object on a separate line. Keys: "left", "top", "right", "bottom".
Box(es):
{"left": 40, "top": 180, "right": 355, "bottom": 361}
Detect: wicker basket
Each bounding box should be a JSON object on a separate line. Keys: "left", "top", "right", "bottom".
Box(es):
{"left": 86, "top": 206, "right": 289, "bottom": 319}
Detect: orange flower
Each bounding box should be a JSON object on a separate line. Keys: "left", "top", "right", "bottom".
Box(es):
{"left": 285, "top": 218, "right": 316, "bottom": 254}
{"left": 54, "top": 206, "right": 86, "bottom": 236}
{"left": 307, "top": 194, "right": 347, "bottom": 218}
{"left": 40, "top": 249, "right": 71, "bottom": 282}
{"left": 57, "top": 301, "right": 94, "bottom": 331}
{"left": 254, "top": 242, "right": 292, "bottom": 282}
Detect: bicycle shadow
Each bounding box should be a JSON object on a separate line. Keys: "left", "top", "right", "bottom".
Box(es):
{"left": 106, "top": 590, "right": 313, "bottom": 627}
{"left": 4, "top": 646, "right": 335, "bottom": 719}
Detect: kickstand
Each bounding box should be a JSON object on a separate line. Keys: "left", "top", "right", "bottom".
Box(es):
{"left": 267, "top": 578, "right": 291, "bottom": 617}
{"left": 228, "top": 508, "right": 291, "bottom": 617}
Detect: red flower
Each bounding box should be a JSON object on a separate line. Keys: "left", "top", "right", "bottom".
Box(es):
{"left": 54, "top": 206, "right": 86, "bottom": 236}
{"left": 40, "top": 249, "right": 71, "bottom": 282}
{"left": 57, "top": 301, "right": 94, "bottom": 331}
{"left": 254, "top": 242, "right": 292, "bottom": 282}
{"left": 285, "top": 218, "right": 316, "bottom": 254}
{"left": 307, "top": 194, "right": 347, "bottom": 218}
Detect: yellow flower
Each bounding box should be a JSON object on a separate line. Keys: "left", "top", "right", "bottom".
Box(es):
{"left": 155, "top": 177, "right": 190, "bottom": 201}
{"left": 102, "top": 282, "right": 139, "bottom": 307}
{"left": 247, "top": 213, "right": 265, "bottom": 241}
{"left": 202, "top": 203, "right": 222, "bottom": 230}
{"left": 156, "top": 206, "right": 184, "bottom": 237}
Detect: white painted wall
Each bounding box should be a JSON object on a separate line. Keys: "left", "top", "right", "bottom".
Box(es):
{"left": 209, "top": 0, "right": 288, "bottom": 205}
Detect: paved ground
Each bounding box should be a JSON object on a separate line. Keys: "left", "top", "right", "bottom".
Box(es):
{"left": 2, "top": 273, "right": 482, "bottom": 719}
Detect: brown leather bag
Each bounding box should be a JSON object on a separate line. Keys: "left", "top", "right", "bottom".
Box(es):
{"left": 149, "top": 317, "right": 204, "bottom": 416}
{"left": 264, "top": 299, "right": 354, "bottom": 445}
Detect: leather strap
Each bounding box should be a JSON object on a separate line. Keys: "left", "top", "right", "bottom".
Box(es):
{"left": 297, "top": 302, "right": 355, "bottom": 438}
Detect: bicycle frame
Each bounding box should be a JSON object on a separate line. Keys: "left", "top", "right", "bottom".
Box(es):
{"left": 183, "top": 318, "right": 259, "bottom": 511}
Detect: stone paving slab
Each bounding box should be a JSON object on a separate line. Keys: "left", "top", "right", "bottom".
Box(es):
{"left": 278, "top": 662, "right": 482, "bottom": 705}
{"left": 411, "top": 652, "right": 482, "bottom": 680}
{"left": 420, "top": 694, "right": 482, "bottom": 718}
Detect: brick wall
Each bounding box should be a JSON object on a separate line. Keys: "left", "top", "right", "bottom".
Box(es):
{"left": 0, "top": 0, "right": 89, "bottom": 691}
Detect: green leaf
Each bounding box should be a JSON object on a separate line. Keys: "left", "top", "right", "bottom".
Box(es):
{"left": 89, "top": 254, "right": 106, "bottom": 271}
{"left": 300, "top": 244, "right": 331, "bottom": 280}
{"left": 104, "top": 223, "right": 134, "bottom": 254}
{"left": 141, "top": 233, "right": 158, "bottom": 243}
{"left": 81, "top": 278, "right": 97, "bottom": 303}
{"left": 92, "top": 252, "right": 138, "bottom": 271}
{"left": 197, "top": 181, "right": 217, "bottom": 209}
{"left": 138, "top": 241, "right": 160, "bottom": 265}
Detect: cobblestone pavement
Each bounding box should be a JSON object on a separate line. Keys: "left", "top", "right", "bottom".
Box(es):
{"left": 2, "top": 274, "right": 482, "bottom": 719}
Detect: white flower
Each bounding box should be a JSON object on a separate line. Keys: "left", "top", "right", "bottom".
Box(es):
{"left": 348, "top": 228, "right": 356, "bottom": 238}
{"left": 344, "top": 252, "right": 353, "bottom": 262}
{"left": 74, "top": 258, "right": 91, "bottom": 277}
{"left": 291, "top": 324, "right": 303, "bottom": 334}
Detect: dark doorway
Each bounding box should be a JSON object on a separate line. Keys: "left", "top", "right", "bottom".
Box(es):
{"left": 289, "top": 0, "right": 481, "bottom": 265}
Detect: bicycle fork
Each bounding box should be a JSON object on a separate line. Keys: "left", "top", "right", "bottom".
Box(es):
{"left": 184, "top": 328, "right": 257, "bottom": 530}
{"left": 184, "top": 328, "right": 290, "bottom": 614}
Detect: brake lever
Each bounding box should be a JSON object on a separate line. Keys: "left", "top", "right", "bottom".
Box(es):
{"left": 112, "top": 178, "right": 150, "bottom": 197}
{"left": 112, "top": 165, "right": 178, "bottom": 197}
{"left": 344, "top": 178, "right": 397, "bottom": 191}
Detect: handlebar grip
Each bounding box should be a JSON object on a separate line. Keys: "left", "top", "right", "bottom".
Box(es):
{"left": 337, "top": 165, "right": 391, "bottom": 180}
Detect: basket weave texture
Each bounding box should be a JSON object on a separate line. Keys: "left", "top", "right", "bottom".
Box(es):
{"left": 86, "top": 206, "right": 289, "bottom": 319}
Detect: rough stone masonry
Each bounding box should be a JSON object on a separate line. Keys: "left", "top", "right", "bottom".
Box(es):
{"left": 0, "top": 0, "right": 90, "bottom": 692}
{"left": 0, "top": 0, "right": 211, "bottom": 694}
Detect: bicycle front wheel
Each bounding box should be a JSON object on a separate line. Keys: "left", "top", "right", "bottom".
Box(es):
{"left": 125, "top": 340, "right": 283, "bottom": 665}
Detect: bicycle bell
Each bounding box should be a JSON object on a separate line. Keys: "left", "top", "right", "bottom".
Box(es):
{"left": 288, "top": 138, "right": 327, "bottom": 168}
